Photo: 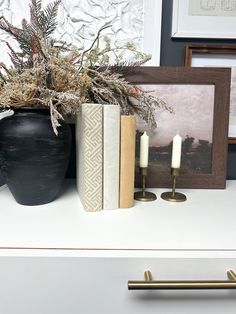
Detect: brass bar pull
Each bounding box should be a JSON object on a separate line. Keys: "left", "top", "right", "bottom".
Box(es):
{"left": 228, "top": 270, "right": 236, "bottom": 281}
{"left": 144, "top": 270, "right": 152, "bottom": 281}
{"left": 128, "top": 270, "right": 236, "bottom": 290}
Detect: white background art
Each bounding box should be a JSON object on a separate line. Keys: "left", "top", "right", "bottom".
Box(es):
{"left": 0, "top": 0, "right": 162, "bottom": 66}
{"left": 191, "top": 55, "right": 236, "bottom": 137}
{"left": 189, "top": 0, "right": 236, "bottom": 17}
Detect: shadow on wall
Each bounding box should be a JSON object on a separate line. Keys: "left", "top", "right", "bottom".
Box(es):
{"left": 227, "top": 144, "right": 236, "bottom": 179}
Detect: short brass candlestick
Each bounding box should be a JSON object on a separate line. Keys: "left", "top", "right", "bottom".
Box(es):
{"left": 134, "top": 167, "right": 157, "bottom": 202}
{"left": 161, "top": 168, "right": 186, "bottom": 202}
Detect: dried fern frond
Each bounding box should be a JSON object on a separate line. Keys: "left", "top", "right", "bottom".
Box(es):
{"left": 6, "top": 42, "right": 24, "bottom": 71}
{"left": 30, "top": 0, "right": 61, "bottom": 39}
{"left": 0, "top": 17, "right": 32, "bottom": 58}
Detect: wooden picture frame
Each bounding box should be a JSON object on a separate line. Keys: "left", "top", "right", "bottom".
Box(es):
{"left": 126, "top": 67, "right": 231, "bottom": 189}
{"left": 184, "top": 44, "right": 236, "bottom": 144}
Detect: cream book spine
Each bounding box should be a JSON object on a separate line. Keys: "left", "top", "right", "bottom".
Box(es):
{"left": 76, "top": 103, "right": 103, "bottom": 211}
{"left": 103, "top": 105, "right": 120, "bottom": 209}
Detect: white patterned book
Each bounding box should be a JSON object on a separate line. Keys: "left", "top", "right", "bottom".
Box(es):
{"left": 76, "top": 103, "right": 103, "bottom": 211}
{"left": 103, "top": 105, "right": 120, "bottom": 210}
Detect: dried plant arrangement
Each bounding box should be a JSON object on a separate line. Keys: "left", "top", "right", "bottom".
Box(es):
{"left": 0, "top": 0, "right": 172, "bottom": 134}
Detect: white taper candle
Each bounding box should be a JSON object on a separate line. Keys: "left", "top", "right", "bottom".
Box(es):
{"left": 139, "top": 131, "right": 149, "bottom": 168}
{"left": 171, "top": 133, "right": 182, "bottom": 168}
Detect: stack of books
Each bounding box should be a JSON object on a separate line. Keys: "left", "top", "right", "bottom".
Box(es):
{"left": 76, "top": 103, "right": 136, "bottom": 211}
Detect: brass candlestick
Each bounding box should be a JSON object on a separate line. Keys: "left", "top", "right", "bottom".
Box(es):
{"left": 161, "top": 168, "right": 186, "bottom": 202}
{"left": 134, "top": 167, "right": 157, "bottom": 202}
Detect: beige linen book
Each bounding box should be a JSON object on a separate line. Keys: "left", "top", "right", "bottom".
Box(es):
{"left": 119, "top": 115, "right": 136, "bottom": 208}
{"left": 76, "top": 103, "right": 103, "bottom": 211}
{"left": 103, "top": 105, "right": 120, "bottom": 209}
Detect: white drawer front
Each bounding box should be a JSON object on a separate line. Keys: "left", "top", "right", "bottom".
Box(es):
{"left": 0, "top": 256, "right": 236, "bottom": 314}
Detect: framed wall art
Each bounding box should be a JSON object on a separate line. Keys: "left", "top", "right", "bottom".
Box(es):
{"left": 172, "top": 0, "right": 236, "bottom": 39}
{"left": 126, "top": 67, "right": 231, "bottom": 189}
{"left": 184, "top": 44, "right": 236, "bottom": 144}
{"left": 0, "top": 0, "right": 162, "bottom": 66}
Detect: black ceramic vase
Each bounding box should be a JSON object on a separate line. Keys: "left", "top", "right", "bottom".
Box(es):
{"left": 0, "top": 109, "right": 71, "bottom": 205}
{"left": 0, "top": 176, "right": 5, "bottom": 190}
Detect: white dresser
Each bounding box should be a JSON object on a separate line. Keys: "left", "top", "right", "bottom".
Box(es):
{"left": 0, "top": 180, "right": 236, "bottom": 314}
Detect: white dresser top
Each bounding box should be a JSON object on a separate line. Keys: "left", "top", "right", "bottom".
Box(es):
{"left": 0, "top": 180, "right": 235, "bottom": 252}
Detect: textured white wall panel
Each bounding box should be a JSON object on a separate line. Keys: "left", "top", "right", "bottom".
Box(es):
{"left": 0, "top": 0, "right": 162, "bottom": 66}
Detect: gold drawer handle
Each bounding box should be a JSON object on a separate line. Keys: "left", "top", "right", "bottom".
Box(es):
{"left": 128, "top": 270, "right": 236, "bottom": 290}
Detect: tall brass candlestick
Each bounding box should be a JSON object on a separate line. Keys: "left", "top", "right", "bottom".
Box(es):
{"left": 161, "top": 168, "right": 186, "bottom": 202}
{"left": 134, "top": 167, "right": 157, "bottom": 202}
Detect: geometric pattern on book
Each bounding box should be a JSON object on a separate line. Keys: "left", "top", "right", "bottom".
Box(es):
{"left": 77, "top": 104, "right": 103, "bottom": 211}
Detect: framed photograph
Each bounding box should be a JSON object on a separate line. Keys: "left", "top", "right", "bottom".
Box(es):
{"left": 184, "top": 44, "right": 236, "bottom": 143}
{"left": 126, "top": 67, "right": 231, "bottom": 189}
{"left": 172, "top": 0, "right": 236, "bottom": 38}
